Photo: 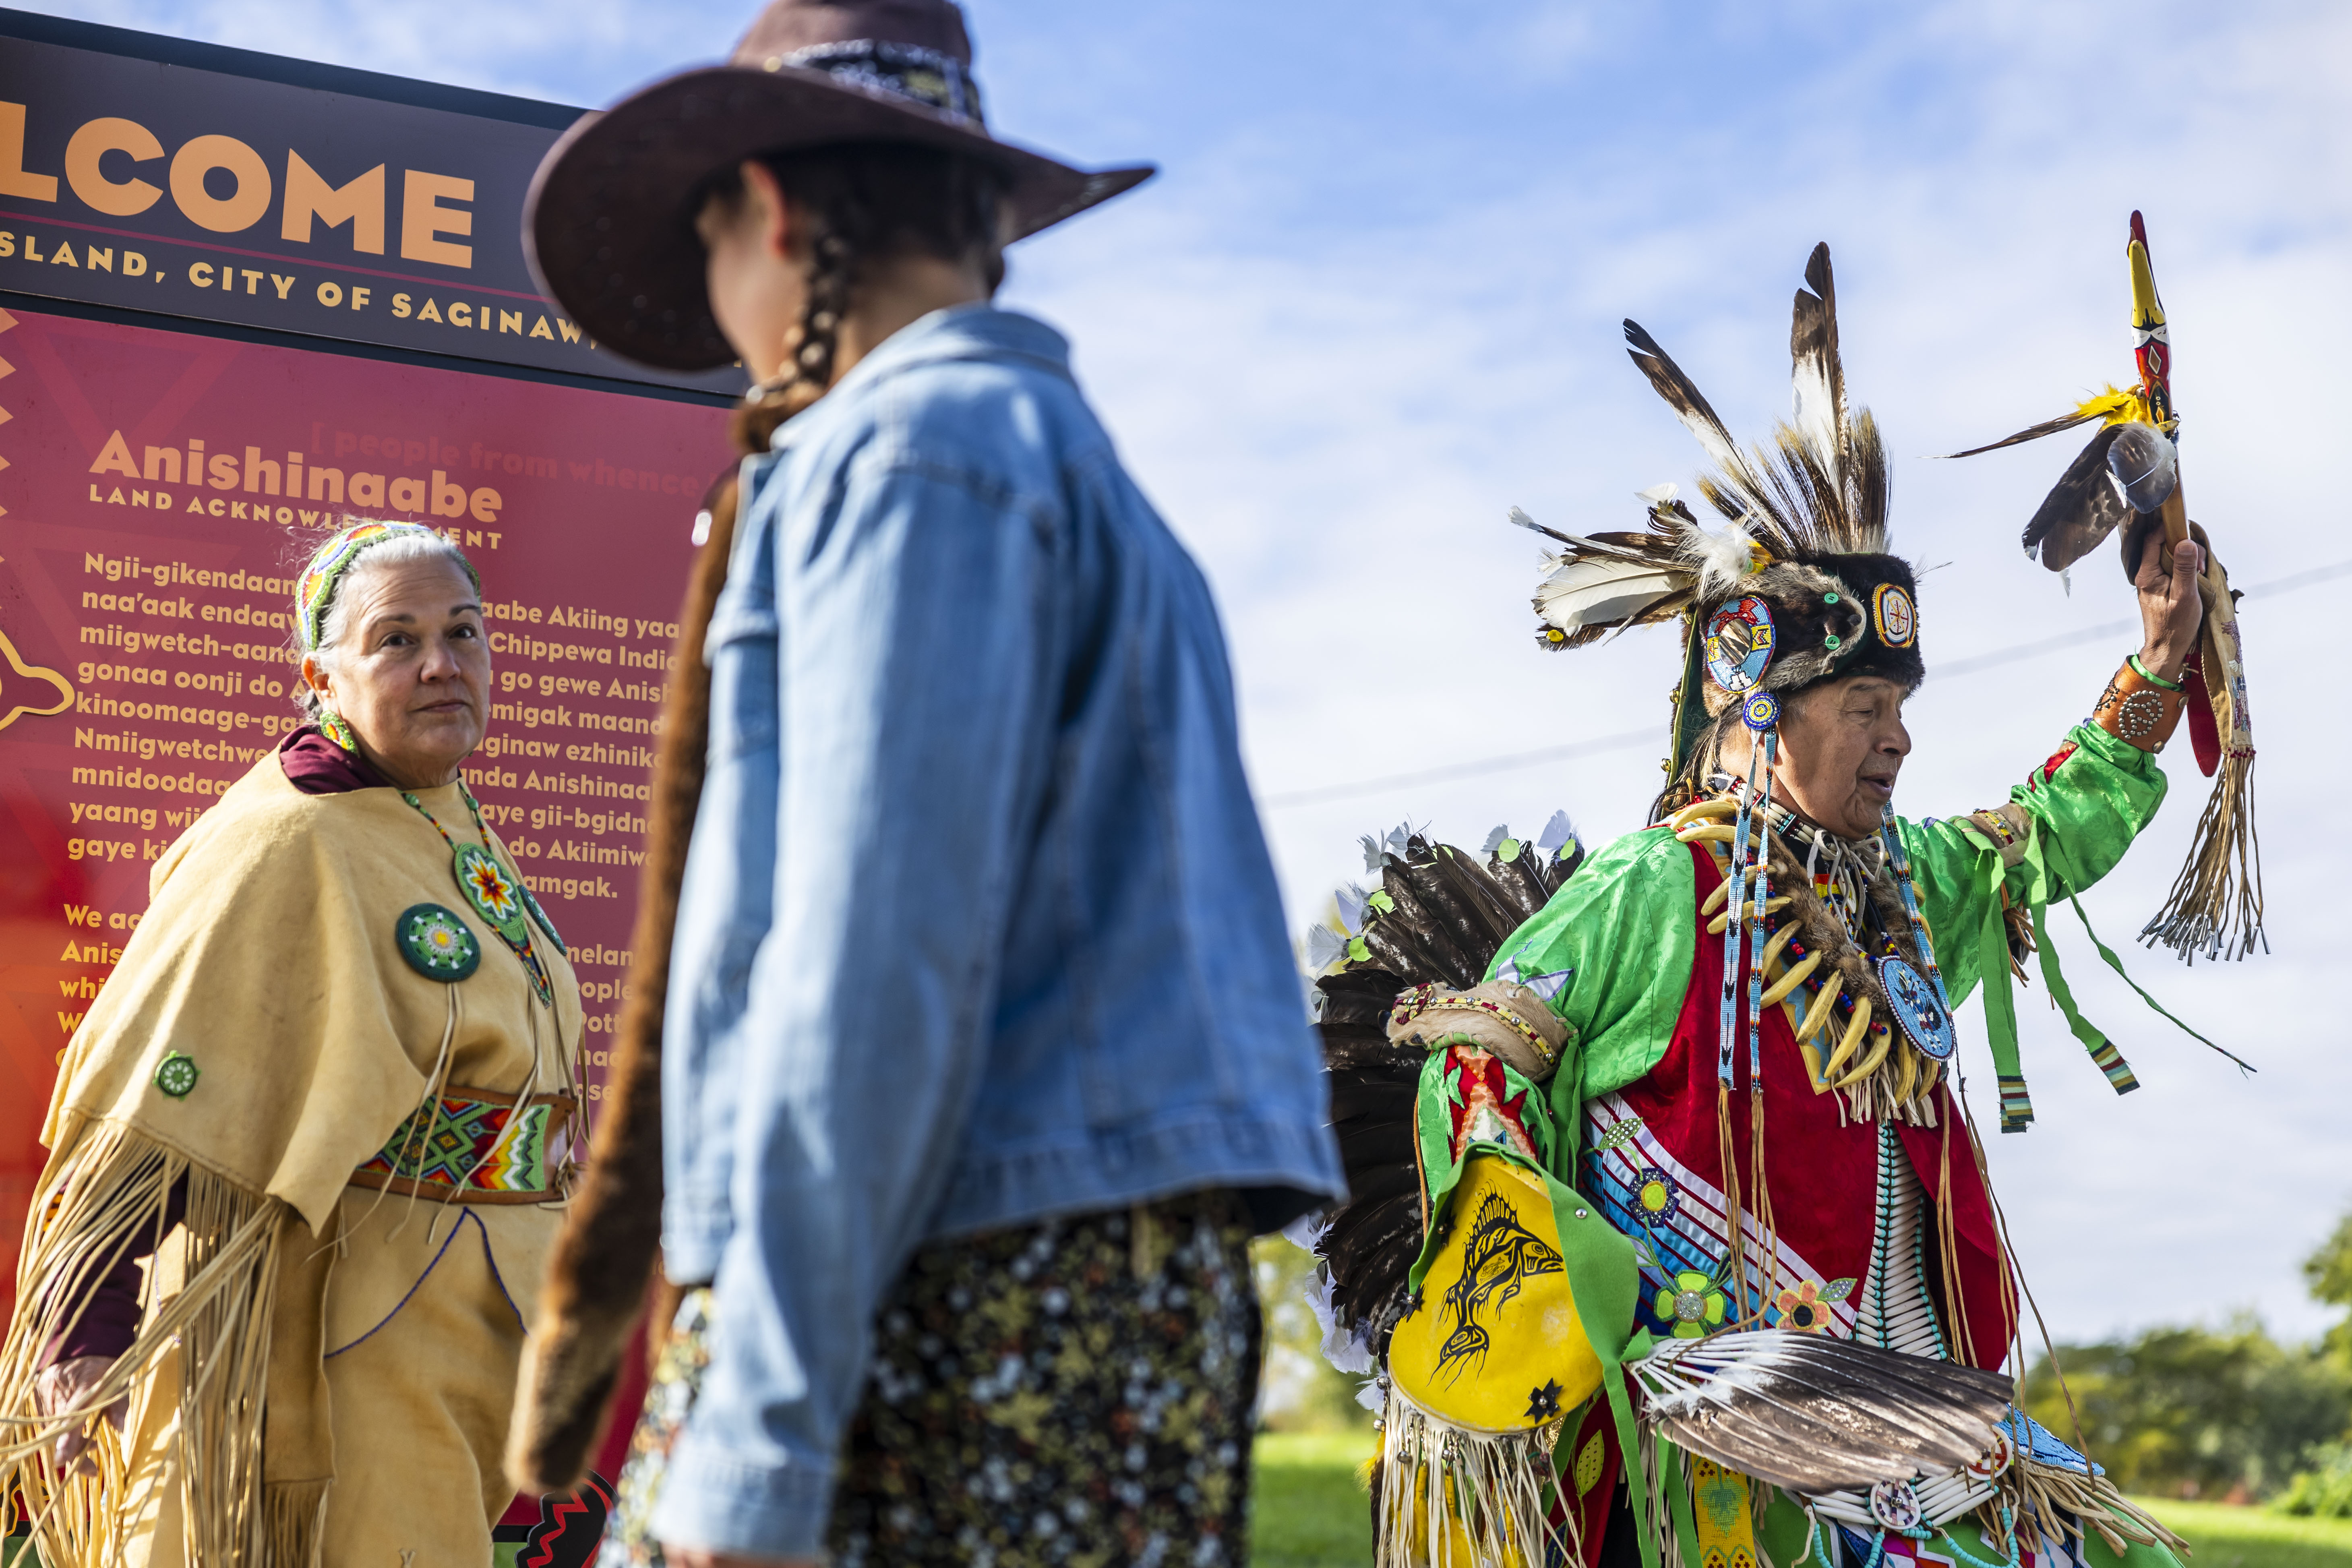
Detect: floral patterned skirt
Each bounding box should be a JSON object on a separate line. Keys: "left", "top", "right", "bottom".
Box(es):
{"left": 600, "top": 1189, "right": 1262, "bottom": 1568}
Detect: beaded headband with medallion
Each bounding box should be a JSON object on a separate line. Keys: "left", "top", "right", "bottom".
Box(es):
{"left": 297, "top": 521, "right": 479, "bottom": 651}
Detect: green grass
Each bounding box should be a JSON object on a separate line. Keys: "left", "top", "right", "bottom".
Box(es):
{"left": 47, "top": 1458, "right": 2352, "bottom": 1568}
{"left": 2134, "top": 1499, "right": 2352, "bottom": 1568}
{"left": 1253, "top": 1431, "right": 1377, "bottom": 1567}
{"left": 1243, "top": 1453, "right": 2352, "bottom": 1568}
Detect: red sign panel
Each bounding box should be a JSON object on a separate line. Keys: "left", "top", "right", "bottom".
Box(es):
{"left": 0, "top": 303, "right": 728, "bottom": 1304}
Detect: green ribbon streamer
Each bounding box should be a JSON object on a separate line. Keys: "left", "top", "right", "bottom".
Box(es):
{"left": 2059, "top": 889, "right": 2249, "bottom": 1069}
{"left": 1965, "top": 809, "right": 2251, "bottom": 1121}
{"left": 1665, "top": 1441, "right": 1702, "bottom": 1568}
{"left": 1971, "top": 842, "right": 2029, "bottom": 1115}
{"left": 2032, "top": 815, "right": 2251, "bottom": 1072}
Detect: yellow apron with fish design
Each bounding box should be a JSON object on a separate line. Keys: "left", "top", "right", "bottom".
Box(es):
{"left": 1390, "top": 1152, "right": 1603, "bottom": 1427}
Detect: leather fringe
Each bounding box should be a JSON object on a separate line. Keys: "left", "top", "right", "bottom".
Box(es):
{"left": 1375, "top": 1383, "right": 1577, "bottom": 1568}
{"left": 2003, "top": 1452, "right": 2184, "bottom": 1558}
{"left": 2145, "top": 527, "right": 2262, "bottom": 964}
{"left": 263, "top": 1478, "right": 332, "bottom": 1568}
{"left": 2144, "top": 747, "right": 2261, "bottom": 964}
{"left": 0, "top": 1121, "right": 290, "bottom": 1567}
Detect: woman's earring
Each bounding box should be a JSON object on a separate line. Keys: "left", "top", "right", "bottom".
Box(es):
{"left": 319, "top": 709, "right": 358, "bottom": 753}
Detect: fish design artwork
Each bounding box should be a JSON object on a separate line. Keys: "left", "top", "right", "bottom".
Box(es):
{"left": 1435, "top": 1188, "right": 1566, "bottom": 1380}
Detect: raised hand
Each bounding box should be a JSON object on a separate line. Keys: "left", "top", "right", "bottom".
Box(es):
{"left": 2134, "top": 530, "right": 2204, "bottom": 685}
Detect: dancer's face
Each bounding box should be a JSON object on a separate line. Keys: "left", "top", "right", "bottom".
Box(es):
{"left": 1720, "top": 675, "right": 1912, "bottom": 840}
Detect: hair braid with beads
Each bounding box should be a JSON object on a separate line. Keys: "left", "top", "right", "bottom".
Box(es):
{"left": 720, "top": 141, "right": 1007, "bottom": 457}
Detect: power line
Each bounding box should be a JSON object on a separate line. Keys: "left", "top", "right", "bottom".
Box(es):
{"left": 1261, "top": 556, "right": 2352, "bottom": 810}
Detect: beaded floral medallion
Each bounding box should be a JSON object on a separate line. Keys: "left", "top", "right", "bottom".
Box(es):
{"left": 404, "top": 788, "right": 554, "bottom": 1006}
{"left": 454, "top": 843, "right": 527, "bottom": 939}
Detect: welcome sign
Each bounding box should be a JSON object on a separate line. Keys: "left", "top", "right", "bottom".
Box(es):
{"left": 0, "top": 8, "right": 740, "bottom": 391}
{"left": 0, "top": 7, "right": 734, "bottom": 1373}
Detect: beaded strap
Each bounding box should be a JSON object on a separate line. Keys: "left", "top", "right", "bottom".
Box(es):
{"left": 1877, "top": 805, "right": 1956, "bottom": 1074}
{"left": 350, "top": 1085, "right": 575, "bottom": 1203}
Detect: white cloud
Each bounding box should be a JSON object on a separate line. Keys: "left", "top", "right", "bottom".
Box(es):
{"left": 1005, "top": 0, "right": 2350, "bottom": 1348}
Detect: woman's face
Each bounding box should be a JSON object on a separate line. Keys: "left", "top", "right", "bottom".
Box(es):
{"left": 1720, "top": 675, "right": 1912, "bottom": 839}
{"left": 302, "top": 555, "right": 488, "bottom": 790}
{"left": 697, "top": 161, "right": 805, "bottom": 385}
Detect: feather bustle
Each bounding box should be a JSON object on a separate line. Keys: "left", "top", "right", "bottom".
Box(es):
{"left": 1309, "top": 828, "right": 1587, "bottom": 1362}
{"left": 1634, "top": 1332, "right": 2010, "bottom": 1494}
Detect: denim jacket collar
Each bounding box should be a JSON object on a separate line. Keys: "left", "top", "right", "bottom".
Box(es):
{"left": 768, "top": 304, "right": 1072, "bottom": 454}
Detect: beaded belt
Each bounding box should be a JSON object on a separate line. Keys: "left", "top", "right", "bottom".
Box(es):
{"left": 348, "top": 1085, "right": 575, "bottom": 1204}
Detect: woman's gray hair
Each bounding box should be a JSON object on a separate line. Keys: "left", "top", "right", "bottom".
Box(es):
{"left": 290, "top": 526, "right": 482, "bottom": 720}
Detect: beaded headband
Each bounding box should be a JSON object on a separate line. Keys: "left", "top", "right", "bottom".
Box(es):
{"left": 296, "top": 522, "right": 476, "bottom": 651}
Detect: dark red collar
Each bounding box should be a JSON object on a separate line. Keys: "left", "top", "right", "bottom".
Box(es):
{"left": 278, "top": 724, "right": 395, "bottom": 794}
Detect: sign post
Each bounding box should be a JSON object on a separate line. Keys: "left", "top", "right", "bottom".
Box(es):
{"left": 0, "top": 12, "right": 734, "bottom": 1528}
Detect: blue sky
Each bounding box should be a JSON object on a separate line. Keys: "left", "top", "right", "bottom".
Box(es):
{"left": 27, "top": 0, "right": 2352, "bottom": 1346}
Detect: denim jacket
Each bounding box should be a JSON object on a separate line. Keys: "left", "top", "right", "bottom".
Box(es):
{"left": 651, "top": 305, "right": 1344, "bottom": 1556}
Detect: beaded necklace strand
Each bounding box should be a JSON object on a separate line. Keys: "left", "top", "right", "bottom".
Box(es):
{"left": 1708, "top": 773, "right": 1882, "bottom": 944}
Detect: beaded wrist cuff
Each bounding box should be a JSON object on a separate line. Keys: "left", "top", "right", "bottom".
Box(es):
{"left": 2092, "top": 656, "right": 2187, "bottom": 752}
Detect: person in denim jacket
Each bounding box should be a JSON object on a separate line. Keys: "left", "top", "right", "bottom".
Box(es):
{"left": 515, "top": 2, "right": 1345, "bottom": 1563}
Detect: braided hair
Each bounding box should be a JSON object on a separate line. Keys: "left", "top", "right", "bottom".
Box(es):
{"left": 715, "top": 142, "right": 1009, "bottom": 457}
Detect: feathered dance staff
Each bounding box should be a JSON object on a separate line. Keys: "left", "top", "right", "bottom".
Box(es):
{"left": 1945, "top": 213, "right": 2260, "bottom": 961}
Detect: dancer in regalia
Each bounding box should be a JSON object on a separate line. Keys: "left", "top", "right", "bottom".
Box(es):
{"left": 1303, "top": 244, "right": 2238, "bottom": 1568}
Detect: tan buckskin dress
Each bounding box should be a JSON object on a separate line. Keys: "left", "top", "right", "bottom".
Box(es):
{"left": 0, "top": 752, "right": 581, "bottom": 1567}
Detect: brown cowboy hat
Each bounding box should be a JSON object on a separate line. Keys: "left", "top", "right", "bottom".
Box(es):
{"left": 524, "top": 0, "right": 1154, "bottom": 372}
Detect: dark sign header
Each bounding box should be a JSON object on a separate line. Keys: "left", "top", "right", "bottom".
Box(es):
{"left": 0, "top": 9, "right": 742, "bottom": 396}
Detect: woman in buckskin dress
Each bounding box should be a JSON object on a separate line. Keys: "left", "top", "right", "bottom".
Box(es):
{"left": 0, "top": 521, "right": 583, "bottom": 1566}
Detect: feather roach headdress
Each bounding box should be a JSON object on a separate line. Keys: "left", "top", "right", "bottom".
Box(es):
{"left": 1512, "top": 244, "right": 1924, "bottom": 779}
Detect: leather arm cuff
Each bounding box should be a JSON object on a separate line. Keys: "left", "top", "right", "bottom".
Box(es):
{"left": 2091, "top": 657, "right": 2187, "bottom": 752}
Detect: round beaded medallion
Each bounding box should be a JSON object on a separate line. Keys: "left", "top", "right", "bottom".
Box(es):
{"left": 1868, "top": 1479, "right": 1923, "bottom": 1532}
{"left": 1872, "top": 582, "right": 1917, "bottom": 649}
{"left": 1876, "top": 954, "right": 1956, "bottom": 1060}
{"left": 1966, "top": 1427, "right": 2016, "bottom": 1481}
{"left": 153, "top": 1051, "right": 200, "bottom": 1098}
{"left": 1703, "top": 596, "right": 1776, "bottom": 693}
{"left": 396, "top": 903, "right": 482, "bottom": 982}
